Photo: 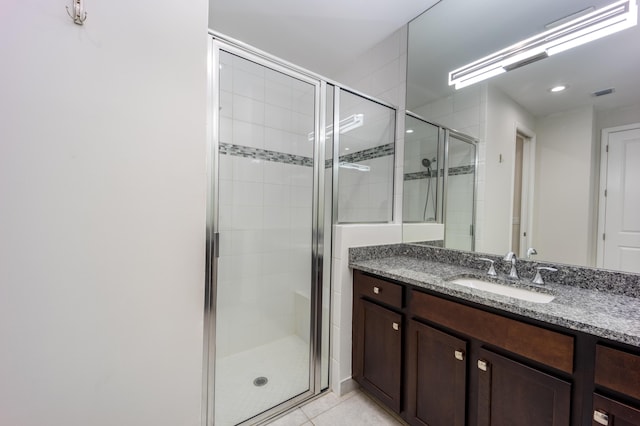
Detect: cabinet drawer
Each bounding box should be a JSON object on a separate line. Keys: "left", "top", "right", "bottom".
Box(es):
{"left": 595, "top": 345, "right": 640, "bottom": 401}
{"left": 592, "top": 393, "right": 640, "bottom": 426}
{"left": 354, "top": 270, "right": 403, "bottom": 309}
{"left": 410, "top": 291, "right": 574, "bottom": 374}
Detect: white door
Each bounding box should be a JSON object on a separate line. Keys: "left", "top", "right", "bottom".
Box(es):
{"left": 600, "top": 125, "right": 640, "bottom": 273}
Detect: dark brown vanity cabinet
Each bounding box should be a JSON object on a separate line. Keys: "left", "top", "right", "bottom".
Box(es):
{"left": 406, "top": 320, "right": 467, "bottom": 426}
{"left": 352, "top": 270, "right": 404, "bottom": 413}
{"left": 408, "top": 290, "right": 573, "bottom": 426}
{"left": 592, "top": 345, "right": 640, "bottom": 426}
{"left": 353, "top": 270, "right": 640, "bottom": 425}
{"left": 353, "top": 270, "right": 579, "bottom": 425}
{"left": 476, "top": 348, "right": 571, "bottom": 426}
{"left": 592, "top": 394, "right": 640, "bottom": 426}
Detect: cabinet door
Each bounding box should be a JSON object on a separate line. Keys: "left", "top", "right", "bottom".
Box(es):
{"left": 476, "top": 348, "right": 571, "bottom": 426}
{"left": 407, "top": 320, "right": 467, "bottom": 426}
{"left": 593, "top": 394, "right": 640, "bottom": 426}
{"left": 353, "top": 298, "right": 402, "bottom": 412}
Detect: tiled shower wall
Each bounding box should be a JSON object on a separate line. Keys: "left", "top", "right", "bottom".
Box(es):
{"left": 216, "top": 52, "right": 315, "bottom": 357}
{"left": 338, "top": 150, "right": 395, "bottom": 223}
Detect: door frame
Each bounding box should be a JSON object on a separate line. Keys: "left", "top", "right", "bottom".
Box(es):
{"left": 596, "top": 122, "right": 640, "bottom": 267}
{"left": 204, "top": 33, "right": 327, "bottom": 426}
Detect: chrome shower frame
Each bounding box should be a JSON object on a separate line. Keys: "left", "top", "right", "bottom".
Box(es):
{"left": 204, "top": 34, "right": 325, "bottom": 426}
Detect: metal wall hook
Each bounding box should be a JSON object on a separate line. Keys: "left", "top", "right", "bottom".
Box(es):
{"left": 66, "top": 0, "right": 87, "bottom": 25}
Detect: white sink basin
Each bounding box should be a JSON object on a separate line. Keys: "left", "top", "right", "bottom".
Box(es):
{"left": 449, "top": 277, "right": 555, "bottom": 304}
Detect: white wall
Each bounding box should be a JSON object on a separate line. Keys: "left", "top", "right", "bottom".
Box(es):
{"left": 596, "top": 101, "right": 640, "bottom": 131}
{"left": 533, "top": 106, "right": 596, "bottom": 265}
{"left": 327, "top": 27, "right": 407, "bottom": 395}
{"left": 402, "top": 223, "right": 445, "bottom": 242}
{"left": 481, "top": 85, "right": 536, "bottom": 255}
{"left": 412, "top": 83, "right": 485, "bottom": 140}
{"left": 0, "top": 2, "right": 208, "bottom": 425}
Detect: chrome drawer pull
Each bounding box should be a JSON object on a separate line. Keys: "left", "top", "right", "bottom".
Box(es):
{"left": 454, "top": 350, "right": 465, "bottom": 361}
{"left": 477, "top": 360, "right": 488, "bottom": 371}
{"left": 593, "top": 410, "right": 609, "bottom": 425}
{"left": 392, "top": 322, "right": 399, "bottom": 331}
{"left": 373, "top": 286, "right": 380, "bottom": 294}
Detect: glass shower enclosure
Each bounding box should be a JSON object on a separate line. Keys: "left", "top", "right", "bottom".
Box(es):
{"left": 204, "top": 38, "right": 331, "bottom": 426}
{"left": 204, "top": 33, "right": 398, "bottom": 426}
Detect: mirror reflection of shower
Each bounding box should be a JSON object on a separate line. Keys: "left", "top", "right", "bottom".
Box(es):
{"left": 402, "top": 115, "right": 442, "bottom": 224}
{"left": 403, "top": 112, "right": 478, "bottom": 251}
{"left": 421, "top": 157, "right": 437, "bottom": 222}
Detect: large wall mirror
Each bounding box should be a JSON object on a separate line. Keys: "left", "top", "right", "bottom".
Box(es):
{"left": 405, "top": 0, "right": 640, "bottom": 273}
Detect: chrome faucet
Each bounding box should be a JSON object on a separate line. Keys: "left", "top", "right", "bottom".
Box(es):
{"left": 504, "top": 252, "right": 519, "bottom": 279}
{"left": 532, "top": 266, "right": 558, "bottom": 285}
{"left": 526, "top": 247, "right": 537, "bottom": 259}
{"left": 477, "top": 257, "right": 497, "bottom": 277}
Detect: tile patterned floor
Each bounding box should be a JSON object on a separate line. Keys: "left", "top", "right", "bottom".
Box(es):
{"left": 265, "top": 389, "right": 408, "bottom": 426}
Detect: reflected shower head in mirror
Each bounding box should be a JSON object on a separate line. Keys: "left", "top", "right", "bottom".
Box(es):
{"left": 422, "top": 157, "right": 438, "bottom": 222}
{"left": 421, "top": 158, "right": 436, "bottom": 169}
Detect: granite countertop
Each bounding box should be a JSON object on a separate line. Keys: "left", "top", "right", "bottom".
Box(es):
{"left": 350, "top": 253, "right": 640, "bottom": 347}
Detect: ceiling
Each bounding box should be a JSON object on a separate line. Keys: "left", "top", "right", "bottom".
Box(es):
{"left": 209, "top": 0, "right": 640, "bottom": 117}
{"left": 209, "top": 0, "right": 440, "bottom": 78}
{"left": 407, "top": 0, "right": 640, "bottom": 116}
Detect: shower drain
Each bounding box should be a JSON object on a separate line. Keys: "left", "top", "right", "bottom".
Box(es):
{"left": 253, "top": 376, "right": 268, "bottom": 387}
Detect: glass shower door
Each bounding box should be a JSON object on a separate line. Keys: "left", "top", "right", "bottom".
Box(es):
{"left": 444, "top": 131, "right": 477, "bottom": 251}
{"left": 213, "top": 48, "right": 320, "bottom": 425}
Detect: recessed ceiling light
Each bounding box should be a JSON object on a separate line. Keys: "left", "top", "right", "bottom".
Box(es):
{"left": 406, "top": 129, "right": 414, "bottom": 134}
{"left": 550, "top": 85, "right": 567, "bottom": 92}
{"left": 345, "top": 147, "right": 350, "bottom": 151}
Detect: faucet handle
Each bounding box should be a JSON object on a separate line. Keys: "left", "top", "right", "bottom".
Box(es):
{"left": 477, "top": 257, "right": 497, "bottom": 277}
{"left": 526, "top": 247, "right": 537, "bottom": 259}
{"left": 532, "top": 266, "right": 558, "bottom": 285}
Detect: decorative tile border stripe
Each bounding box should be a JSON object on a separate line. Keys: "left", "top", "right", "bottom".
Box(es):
{"left": 449, "top": 165, "right": 475, "bottom": 176}
{"left": 404, "top": 165, "right": 474, "bottom": 181}
{"left": 339, "top": 143, "right": 394, "bottom": 163}
{"left": 404, "top": 171, "right": 437, "bottom": 181}
{"left": 219, "top": 143, "right": 313, "bottom": 167}
{"left": 220, "top": 142, "right": 395, "bottom": 169}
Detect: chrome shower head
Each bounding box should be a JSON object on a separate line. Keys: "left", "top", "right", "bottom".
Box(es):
{"left": 422, "top": 158, "right": 437, "bottom": 169}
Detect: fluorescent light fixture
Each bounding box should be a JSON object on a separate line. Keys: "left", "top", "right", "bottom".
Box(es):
{"left": 308, "top": 113, "right": 364, "bottom": 141}
{"left": 339, "top": 161, "right": 370, "bottom": 172}
{"left": 545, "top": 7, "right": 596, "bottom": 29}
{"left": 449, "top": 0, "right": 638, "bottom": 90}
